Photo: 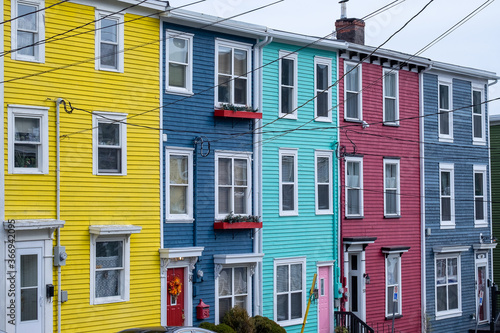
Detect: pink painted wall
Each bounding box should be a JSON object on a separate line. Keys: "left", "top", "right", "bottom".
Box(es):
{"left": 339, "top": 58, "right": 422, "bottom": 332}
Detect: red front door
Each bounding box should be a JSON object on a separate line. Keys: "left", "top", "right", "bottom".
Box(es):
{"left": 167, "top": 268, "right": 185, "bottom": 326}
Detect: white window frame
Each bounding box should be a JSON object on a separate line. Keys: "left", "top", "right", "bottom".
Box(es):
{"left": 344, "top": 61, "right": 362, "bottom": 121}
{"left": 279, "top": 148, "right": 299, "bottom": 216}
{"left": 383, "top": 69, "right": 399, "bottom": 125}
{"left": 315, "top": 150, "right": 333, "bottom": 215}
{"left": 214, "top": 264, "right": 252, "bottom": 324}
{"left": 95, "top": 10, "right": 124, "bottom": 72}
{"left": 439, "top": 163, "right": 455, "bottom": 229}
{"left": 473, "top": 165, "right": 487, "bottom": 227}
{"left": 345, "top": 156, "right": 363, "bottom": 218}
{"left": 166, "top": 147, "right": 194, "bottom": 223}
{"left": 438, "top": 79, "right": 453, "bottom": 142}
{"left": 314, "top": 56, "right": 332, "bottom": 122}
{"left": 92, "top": 112, "right": 127, "bottom": 176}
{"left": 8, "top": 105, "right": 49, "bottom": 174}
{"left": 435, "top": 253, "right": 462, "bottom": 320}
{"left": 279, "top": 51, "right": 298, "bottom": 119}
{"left": 385, "top": 254, "right": 402, "bottom": 317}
{"left": 215, "top": 39, "right": 252, "bottom": 107}
{"left": 165, "top": 30, "right": 193, "bottom": 95}
{"left": 90, "top": 235, "right": 130, "bottom": 305}
{"left": 472, "top": 84, "right": 486, "bottom": 145}
{"left": 274, "top": 257, "right": 307, "bottom": 327}
{"left": 384, "top": 158, "right": 400, "bottom": 217}
{"left": 214, "top": 151, "right": 252, "bottom": 220}
{"left": 11, "top": 0, "right": 45, "bottom": 63}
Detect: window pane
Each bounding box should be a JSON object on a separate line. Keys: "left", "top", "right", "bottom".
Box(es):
{"left": 347, "top": 189, "right": 360, "bottom": 215}
{"left": 317, "top": 91, "right": 328, "bottom": 117}
{"left": 21, "top": 288, "right": 38, "bottom": 321}
{"left": 234, "top": 159, "right": 247, "bottom": 186}
{"left": 170, "top": 186, "right": 187, "bottom": 214}
{"left": 387, "top": 257, "right": 398, "bottom": 285}
{"left": 346, "top": 65, "right": 359, "bottom": 91}
{"left": 218, "top": 46, "right": 232, "bottom": 75}
{"left": 473, "top": 91, "right": 482, "bottom": 114}
{"left": 475, "top": 173, "right": 483, "bottom": 196}
{"left": 277, "top": 265, "right": 289, "bottom": 293}
{"left": 441, "top": 172, "right": 450, "bottom": 196}
{"left": 169, "top": 63, "right": 187, "bottom": 88}
{"left": 282, "top": 58, "right": 294, "bottom": 86}
{"left": 385, "top": 98, "right": 396, "bottom": 122}
{"left": 282, "top": 184, "right": 294, "bottom": 211}
{"left": 385, "top": 164, "right": 397, "bottom": 188}
{"left": 218, "top": 268, "right": 232, "bottom": 296}
{"left": 277, "top": 294, "right": 288, "bottom": 321}
{"left": 476, "top": 197, "right": 484, "bottom": 220}
{"left": 387, "top": 285, "right": 395, "bottom": 315}
{"left": 18, "top": 4, "right": 37, "bottom": 31}
{"left": 282, "top": 156, "right": 294, "bottom": 182}
{"left": 347, "top": 162, "right": 359, "bottom": 187}
{"left": 218, "top": 158, "right": 232, "bottom": 185}
{"left": 96, "top": 270, "right": 120, "bottom": 297}
{"left": 386, "top": 190, "right": 397, "bottom": 215}
{"left": 17, "top": 31, "right": 35, "bottom": 56}
{"left": 21, "top": 255, "right": 38, "bottom": 288}
{"left": 234, "top": 187, "right": 246, "bottom": 214}
{"left": 441, "top": 198, "right": 451, "bottom": 221}
{"left": 448, "top": 258, "right": 457, "bottom": 282}
{"left": 290, "top": 264, "right": 302, "bottom": 291}
{"left": 439, "top": 85, "right": 449, "bottom": 109}
{"left": 234, "top": 78, "right": 247, "bottom": 105}
{"left": 234, "top": 267, "right": 247, "bottom": 294}
{"left": 318, "top": 184, "right": 329, "bottom": 210}
{"left": 15, "top": 117, "right": 40, "bottom": 142}
{"left": 218, "top": 187, "right": 231, "bottom": 215}
{"left": 101, "top": 19, "right": 117, "bottom": 42}
{"left": 346, "top": 92, "right": 359, "bottom": 119}
{"left": 170, "top": 155, "right": 188, "bottom": 185}
{"left": 235, "top": 295, "right": 247, "bottom": 309}
{"left": 439, "top": 111, "right": 450, "bottom": 135}
{"left": 98, "top": 148, "right": 121, "bottom": 172}
{"left": 98, "top": 122, "right": 120, "bottom": 146}
{"left": 290, "top": 292, "right": 302, "bottom": 319}
{"left": 436, "top": 286, "right": 447, "bottom": 311}
{"left": 316, "top": 64, "right": 328, "bottom": 90}
{"left": 436, "top": 259, "right": 446, "bottom": 283}
{"left": 218, "top": 75, "right": 231, "bottom": 103}
{"left": 317, "top": 157, "right": 329, "bottom": 183}
{"left": 234, "top": 49, "right": 247, "bottom": 76}
{"left": 385, "top": 73, "right": 396, "bottom": 97}
{"left": 101, "top": 43, "right": 118, "bottom": 68}
{"left": 474, "top": 115, "right": 482, "bottom": 139}
{"left": 281, "top": 86, "right": 293, "bottom": 114}
{"left": 14, "top": 144, "right": 38, "bottom": 168}
{"left": 169, "top": 38, "right": 188, "bottom": 63}
{"left": 96, "top": 241, "right": 123, "bottom": 269}
{"left": 219, "top": 298, "right": 231, "bottom": 323}
{"left": 448, "top": 285, "right": 458, "bottom": 310}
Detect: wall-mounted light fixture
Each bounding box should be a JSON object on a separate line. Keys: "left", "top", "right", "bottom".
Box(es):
{"left": 197, "top": 269, "right": 204, "bottom": 282}
{"left": 363, "top": 273, "right": 371, "bottom": 285}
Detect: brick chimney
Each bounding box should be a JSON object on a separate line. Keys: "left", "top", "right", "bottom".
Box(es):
{"left": 335, "top": 18, "right": 365, "bottom": 45}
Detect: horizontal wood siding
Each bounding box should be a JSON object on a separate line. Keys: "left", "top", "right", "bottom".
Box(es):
{"left": 161, "top": 22, "right": 256, "bottom": 325}
{"left": 261, "top": 42, "right": 339, "bottom": 333}
{"left": 4, "top": 2, "right": 161, "bottom": 332}
{"left": 339, "top": 58, "right": 422, "bottom": 331}
{"left": 423, "top": 73, "right": 492, "bottom": 332}
{"left": 491, "top": 124, "right": 500, "bottom": 284}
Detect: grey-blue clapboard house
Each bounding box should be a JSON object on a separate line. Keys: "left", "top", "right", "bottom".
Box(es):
{"left": 158, "top": 12, "right": 267, "bottom": 327}
{"left": 422, "top": 64, "right": 498, "bottom": 331}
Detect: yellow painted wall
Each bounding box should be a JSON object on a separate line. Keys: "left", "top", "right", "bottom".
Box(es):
{"left": 4, "top": 1, "right": 161, "bottom": 331}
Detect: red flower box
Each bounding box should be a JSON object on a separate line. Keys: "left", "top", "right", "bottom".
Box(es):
{"left": 213, "top": 221, "right": 263, "bottom": 230}
{"left": 214, "top": 109, "right": 262, "bottom": 119}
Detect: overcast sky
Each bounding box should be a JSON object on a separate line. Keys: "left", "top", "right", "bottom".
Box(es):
{"left": 174, "top": 0, "right": 499, "bottom": 113}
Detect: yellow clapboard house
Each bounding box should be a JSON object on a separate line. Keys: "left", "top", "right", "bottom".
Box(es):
{"left": 1, "top": 0, "right": 163, "bottom": 332}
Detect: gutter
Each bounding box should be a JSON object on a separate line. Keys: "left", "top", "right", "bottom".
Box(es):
{"left": 252, "top": 34, "right": 272, "bottom": 317}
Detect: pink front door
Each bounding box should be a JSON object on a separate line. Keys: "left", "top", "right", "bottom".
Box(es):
{"left": 318, "top": 266, "right": 331, "bottom": 333}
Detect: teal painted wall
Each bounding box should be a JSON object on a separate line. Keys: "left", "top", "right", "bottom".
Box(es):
{"left": 261, "top": 42, "right": 339, "bottom": 332}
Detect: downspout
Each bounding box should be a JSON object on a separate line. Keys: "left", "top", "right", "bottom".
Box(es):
{"left": 252, "top": 34, "right": 272, "bottom": 317}
{"left": 0, "top": 0, "right": 5, "bottom": 330}
{"left": 56, "top": 98, "right": 64, "bottom": 333}
{"left": 419, "top": 63, "right": 432, "bottom": 332}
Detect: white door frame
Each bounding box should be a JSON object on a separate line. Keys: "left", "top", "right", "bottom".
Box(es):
{"left": 317, "top": 261, "right": 335, "bottom": 333}
{"left": 344, "top": 245, "right": 367, "bottom": 322}
{"left": 475, "top": 251, "right": 489, "bottom": 324}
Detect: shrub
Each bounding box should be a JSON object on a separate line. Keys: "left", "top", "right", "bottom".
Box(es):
{"left": 199, "top": 322, "right": 235, "bottom": 333}
{"left": 334, "top": 326, "right": 349, "bottom": 333}
{"left": 252, "top": 315, "right": 286, "bottom": 333}
{"left": 222, "top": 306, "right": 254, "bottom": 333}
{"left": 200, "top": 322, "right": 217, "bottom": 331}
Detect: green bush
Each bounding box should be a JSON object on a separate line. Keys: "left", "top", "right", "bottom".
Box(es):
{"left": 334, "top": 326, "right": 349, "bottom": 333}
{"left": 252, "top": 315, "right": 286, "bottom": 333}
{"left": 200, "top": 322, "right": 217, "bottom": 331}
{"left": 199, "top": 322, "right": 235, "bottom": 333}
{"left": 221, "top": 306, "right": 254, "bottom": 333}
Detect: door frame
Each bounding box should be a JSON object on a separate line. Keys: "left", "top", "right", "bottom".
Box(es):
{"left": 475, "top": 251, "right": 489, "bottom": 324}
{"left": 316, "top": 261, "right": 334, "bottom": 333}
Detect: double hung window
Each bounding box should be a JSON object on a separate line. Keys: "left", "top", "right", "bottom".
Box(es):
{"left": 472, "top": 87, "right": 485, "bottom": 144}
{"left": 93, "top": 112, "right": 127, "bottom": 175}
{"left": 383, "top": 70, "right": 399, "bottom": 124}
{"left": 216, "top": 40, "right": 251, "bottom": 106}
{"left": 315, "top": 57, "right": 332, "bottom": 121}
{"left": 8, "top": 105, "right": 49, "bottom": 174}
{"left": 345, "top": 156, "right": 363, "bottom": 217}
{"left": 279, "top": 51, "right": 298, "bottom": 118}
{"left": 345, "top": 62, "right": 362, "bottom": 121}
{"left": 275, "top": 258, "right": 306, "bottom": 326}
{"left": 435, "top": 254, "right": 461, "bottom": 318}
{"left": 279, "top": 149, "right": 298, "bottom": 216}
{"left": 386, "top": 254, "right": 401, "bottom": 317}
{"left": 384, "top": 159, "right": 400, "bottom": 217}
{"left": 438, "top": 81, "right": 453, "bottom": 141}
{"left": 439, "top": 163, "right": 455, "bottom": 228}
{"left": 215, "top": 152, "right": 252, "bottom": 219}
{"left": 166, "top": 31, "right": 193, "bottom": 94}
{"left": 12, "top": 0, "right": 45, "bottom": 62}
{"left": 315, "top": 151, "right": 333, "bottom": 214}
{"left": 474, "top": 165, "right": 487, "bottom": 226}
{"left": 218, "top": 266, "right": 249, "bottom": 322}
{"left": 166, "top": 148, "right": 193, "bottom": 222}
{"left": 95, "top": 11, "right": 124, "bottom": 72}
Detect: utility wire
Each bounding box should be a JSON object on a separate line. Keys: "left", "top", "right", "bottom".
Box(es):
{"left": 0, "top": 0, "right": 69, "bottom": 26}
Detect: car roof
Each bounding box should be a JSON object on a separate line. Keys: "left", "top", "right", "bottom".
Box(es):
{"left": 118, "top": 327, "right": 215, "bottom": 333}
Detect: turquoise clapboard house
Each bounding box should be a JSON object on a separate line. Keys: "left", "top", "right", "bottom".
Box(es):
{"left": 259, "top": 34, "right": 346, "bottom": 332}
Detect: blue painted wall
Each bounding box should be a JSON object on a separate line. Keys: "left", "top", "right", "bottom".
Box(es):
{"left": 162, "top": 22, "right": 257, "bottom": 325}
{"left": 260, "top": 42, "right": 339, "bottom": 333}
{"left": 423, "top": 73, "right": 492, "bottom": 331}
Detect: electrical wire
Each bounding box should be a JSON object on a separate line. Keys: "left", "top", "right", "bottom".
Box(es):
{"left": 0, "top": 0, "right": 70, "bottom": 26}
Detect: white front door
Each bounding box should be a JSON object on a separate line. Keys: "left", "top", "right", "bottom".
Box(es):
{"left": 475, "top": 252, "right": 489, "bottom": 323}
{"left": 348, "top": 253, "right": 364, "bottom": 320}
{"left": 16, "top": 243, "right": 44, "bottom": 333}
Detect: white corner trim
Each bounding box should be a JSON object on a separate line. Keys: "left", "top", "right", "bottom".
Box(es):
{"left": 3, "top": 219, "right": 65, "bottom": 230}
{"left": 89, "top": 225, "right": 142, "bottom": 235}
{"left": 432, "top": 245, "right": 470, "bottom": 253}
{"left": 213, "top": 253, "right": 264, "bottom": 265}
{"left": 159, "top": 247, "right": 204, "bottom": 259}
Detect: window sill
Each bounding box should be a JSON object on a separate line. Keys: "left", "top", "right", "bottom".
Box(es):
{"left": 165, "top": 88, "right": 194, "bottom": 97}
{"left": 385, "top": 314, "right": 403, "bottom": 320}
{"left": 92, "top": 297, "right": 128, "bottom": 305}
{"left": 279, "top": 211, "right": 299, "bottom": 217}
{"left": 474, "top": 222, "right": 489, "bottom": 228}
{"left": 438, "top": 136, "right": 454, "bottom": 143}
{"left": 315, "top": 117, "right": 332, "bottom": 123}
{"left": 279, "top": 114, "right": 298, "bottom": 120}
{"left": 473, "top": 140, "right": 486, "bottom": 146}
{"left": 440, "top": 223, "right": 456, "bottom": 230}
{"left": 345, "top": 215, "right": 364, "bottom": 220}
{"left": 13, "top": 56, "right": 45, "bottom": 64}
{"left": 344, "top": 118, "right": 362, "bottom": 123}
{"left": 95, "top": 172, "right": 127, "bottom": 176}
{"left": 11, "top": 168, "right": 47, "bottom": 175}
{"left": 384, "top": 215, "right": 401, "bottom": 219}
{"left": 277, "top": 318, "right": 303, "bottom": 327}
{"left": 97, "top": 66, "right": 123, "bottom": 74}
{"left": 435, "top": 310, "right": 462, "bottom": 321}
{"left": 165, "top": 219, "right": 194, "bottom": 224}
{"left": 316, "top": 210, "right": 334, "bottom": 215}
{"left": 383, "top": 122, "right": 400, "bottom": 127}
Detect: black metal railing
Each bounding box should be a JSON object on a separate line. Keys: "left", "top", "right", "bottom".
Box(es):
{"left": 334, "top": 311, "right": 375, "bottom": 333}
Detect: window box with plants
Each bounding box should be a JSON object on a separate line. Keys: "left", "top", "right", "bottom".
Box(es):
{"left": 214, "top": 104, "right": 262, "bottom": 119}
{"left": 214, "top": 213, "right": 262, "bottom": 230}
